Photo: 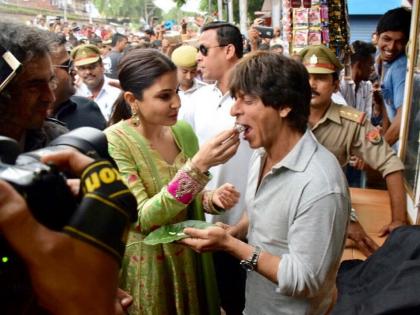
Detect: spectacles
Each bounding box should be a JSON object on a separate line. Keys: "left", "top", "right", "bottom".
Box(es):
{"left": 198, "top": 44, "right": 228, "bottom": 56}
{"left": 53, "top": 59, "right": 74, "bottom": 74}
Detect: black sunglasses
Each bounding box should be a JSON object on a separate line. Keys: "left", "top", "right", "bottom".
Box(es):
{"left": 198, "top": 44, "right": 228, "bottom": 56}
{"left": 53, "top": 59, "right": 74, "bottom": 74}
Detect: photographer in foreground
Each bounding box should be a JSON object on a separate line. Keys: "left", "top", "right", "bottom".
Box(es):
{"left": 0, "top": 149, "right": 134, "bottom": 314}
{"left": 0, "top": 22, "right": 135, "bottom": 314}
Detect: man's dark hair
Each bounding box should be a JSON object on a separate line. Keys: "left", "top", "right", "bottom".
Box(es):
{"left": 45, "top": 32, "right": 67, "bottom": 53}
{"left": 230, "top": 51, "right": 310, "bottom": 133}
{"left": 376, "top": 7, "right": 411, "bottom": 41}
{"left": 201, "top": 21, "right": 243, "bottom": 58}
{"left": 0, "top": 22, "right": 49, "bottom": 103}
{"left": 0, "top": 22, "right": 49, "bottom": 65}
{"left": 350, "top": 40, "right": 376, "bottom": 65}
{"left": 111, "top": 33, "right": 128, "bottom": 47}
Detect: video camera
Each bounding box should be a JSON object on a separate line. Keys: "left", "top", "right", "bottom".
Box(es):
{"left": 0, "top": 127, "right": 137, "bottom": 312}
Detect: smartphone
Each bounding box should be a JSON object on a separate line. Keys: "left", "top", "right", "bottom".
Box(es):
{"left": 0, "top": 45, "right": 22, "bottom": 93}
{"left": 254, "top": 26, "right": 274, "bottom": 39}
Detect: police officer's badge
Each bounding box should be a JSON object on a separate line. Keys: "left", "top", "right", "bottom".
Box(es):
{"left": 309, "top": 54, "right": 318, "bottom": 65}
{"left": 366, "top": 128, "right": 382, "bottom": 144}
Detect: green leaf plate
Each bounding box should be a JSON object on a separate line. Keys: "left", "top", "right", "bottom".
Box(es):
{"left": 143, "top": 220, "right": 215, "bottom": 246}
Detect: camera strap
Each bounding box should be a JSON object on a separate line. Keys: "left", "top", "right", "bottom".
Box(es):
{"left": 63, "top": 160, "right": 137, "bottom": 264}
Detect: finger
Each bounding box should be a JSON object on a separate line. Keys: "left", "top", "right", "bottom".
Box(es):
{"left": 66, "top": 179, "right": 81, "bottom": 196}
{"left": 364, "top": 236, "right": 380, "bottom": 252}
{"left": 116, "top": 288, "right": 133, "bottom": 309}
{"left": 217, "top": 140, "right": 240, "bottom": 162}
{"left": 215, "top": 129, "right": 237, "bottom": 144}
{"left": 378, "top": 224, "right": 390, "bottom": 237}
{"left": 356, "top": 240, "right": 374, "bottom": 257}
{"left": 0, "top": 180, "right": 29, "bottom": 225}
{"left": 183, "top": 227, "right": 208, "bottom": 238}
{"left": 215, "top": 222, "right": 230, "bottom": 229}
{"left": 220, "top": 132, "right": 240, "bottom": 145}
{"left": 41, "top": 149, "right": 94, "bottom": 176}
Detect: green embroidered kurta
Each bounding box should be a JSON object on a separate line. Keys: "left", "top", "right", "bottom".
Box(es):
{"left": 105, "top": 120, "right": 219, "bottom": 315}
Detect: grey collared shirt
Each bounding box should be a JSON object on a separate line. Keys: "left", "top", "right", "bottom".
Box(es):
{"left": 244, "top": 130, "right": 350, "bottom": 315}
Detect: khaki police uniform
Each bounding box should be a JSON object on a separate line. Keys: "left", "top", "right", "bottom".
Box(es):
{"left": 312, "top": 102, "right": 404, "bottom": 176}
{"left": 301, "top": 45, "right": 404, "bottom": 178}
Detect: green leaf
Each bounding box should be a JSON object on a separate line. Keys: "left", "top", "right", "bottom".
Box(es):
{"left": 143, "top": 220, "right": 215, "bottom": 245}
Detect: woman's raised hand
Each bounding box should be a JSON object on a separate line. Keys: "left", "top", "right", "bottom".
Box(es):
{"left": 191, "top": 128, "right": 240, "bottom": 172}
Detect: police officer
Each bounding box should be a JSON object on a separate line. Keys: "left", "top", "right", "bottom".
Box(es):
{"left": 300, "top": 45, "right": 407, "bottom": 256}
{"left": 72, "top": 44, "right": 121, "bottom": 121}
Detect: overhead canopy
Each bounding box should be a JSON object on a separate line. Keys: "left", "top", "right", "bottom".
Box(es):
{"left": 348, "top": 0, "right": 402, "bottom": 15}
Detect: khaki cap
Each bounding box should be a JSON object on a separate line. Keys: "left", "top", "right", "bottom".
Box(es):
{"left": 71, "top": 44, "right": 101, "bottom": 67}
{"left": 171, "top": 45, "right": 198, "bottom": 68}
{"left": 299, "top": 45, "right": 343, "bottom": 74}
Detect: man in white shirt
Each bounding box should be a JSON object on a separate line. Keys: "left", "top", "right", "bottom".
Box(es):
{"left": 340, "top": 40, "right": 376, "bottom": 119}
{"left": 171, "top": 45, "right": 206, "bottom": 118}
{"left": 180, "top": 21, "right": 253, "bottom": 315}
{"left": 71, "top": 44, "right": 121, "bottom": 121}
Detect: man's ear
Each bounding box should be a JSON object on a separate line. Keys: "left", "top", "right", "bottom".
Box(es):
{"left": 225, "top": 43, "right": 236, "bottom": 61}
{"left": 333, "top": 78, "right": 340, "bottom": 93}
{"left": 279, "top": 106, "right": 292, "bottom": 118}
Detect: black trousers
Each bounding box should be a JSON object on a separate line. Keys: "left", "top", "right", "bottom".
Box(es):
{"left": 213, "top": 251, "right": 246, "bottom": 315}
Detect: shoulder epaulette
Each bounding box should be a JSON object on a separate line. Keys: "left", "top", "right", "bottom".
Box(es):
{"left": 338, "top": 106, "right": 366, "bottom": 124}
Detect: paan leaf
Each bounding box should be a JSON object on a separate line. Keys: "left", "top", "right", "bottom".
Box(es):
{"left": 143, "top": 220, "right": 215, "bottom": 245}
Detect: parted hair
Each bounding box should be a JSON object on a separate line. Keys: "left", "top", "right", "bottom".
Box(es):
{"left": 109, "top": 48, "right": 176, "bottom": 125}
{"left": 229, "top": 51, "right": 310, "bottom": 133}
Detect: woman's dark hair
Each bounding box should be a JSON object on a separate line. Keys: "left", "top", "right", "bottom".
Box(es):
{"left": 229, "top": 51, "right": 310, "bottom": 133}
{"left": 201, "top": 21, "right": 243, "bottom": 58}
{"left": 109, "top": 48, "right": 176, "bottom": 124}
{"left": 376, "top": 7, "right": 411, "bottom": 41}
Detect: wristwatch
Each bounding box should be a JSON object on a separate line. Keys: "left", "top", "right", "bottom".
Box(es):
{"left": 350, "top": 208, "right": 359, "bottom": 223}
{"left": 240, "top": 246, "right": 262, "bottom": 272}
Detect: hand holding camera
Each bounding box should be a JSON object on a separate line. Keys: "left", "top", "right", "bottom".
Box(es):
{"left": 0, "top": 128, "right": 137, "bottom": 314}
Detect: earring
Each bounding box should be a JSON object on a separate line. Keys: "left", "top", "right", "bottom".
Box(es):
{"left": 131, "top": 110, "right": 140, "bottom": 127}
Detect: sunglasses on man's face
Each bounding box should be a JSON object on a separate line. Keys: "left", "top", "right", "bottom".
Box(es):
{"left": 198, "top": 44, "right": 228, "bottom": 56}
{"left": 53, "top": 59, "right": 74, "bottom": 74}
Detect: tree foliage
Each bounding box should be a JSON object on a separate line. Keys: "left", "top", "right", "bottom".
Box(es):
{"left": 199, "top": 0, "right": 264, "bottom": 23}
{"left": 175, "top": 0, "right": 187, "bottom": 6}
{"left": 92, "top": 0, "right": 162, "bottom": 21}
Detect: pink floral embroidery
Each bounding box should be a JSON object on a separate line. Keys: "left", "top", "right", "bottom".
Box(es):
{"left": 167, "top": 172, "right": 199, "bottom": 204}
{"left": 128, "top": 174, "right": 138, "bottom": 183}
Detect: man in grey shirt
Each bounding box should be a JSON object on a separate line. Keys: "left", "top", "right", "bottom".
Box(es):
{"left": 182, "top": 51, "right": 350, "bottom": 314}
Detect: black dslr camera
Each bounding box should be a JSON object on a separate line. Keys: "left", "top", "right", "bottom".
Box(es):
{"left": 0, "top": 127, "right": 136, "bottom": 313}
{"left": 0, "top": 127, "right": 112, "bottom": 231}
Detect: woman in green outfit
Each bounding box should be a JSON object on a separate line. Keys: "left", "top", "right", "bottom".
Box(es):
{"left": 105, "top": 48, "right": 241, "bottom": 315}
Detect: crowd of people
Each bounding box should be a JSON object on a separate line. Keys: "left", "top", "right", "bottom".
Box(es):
{"left": 0, "top": 3, "right": 416, "bottom": 315}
